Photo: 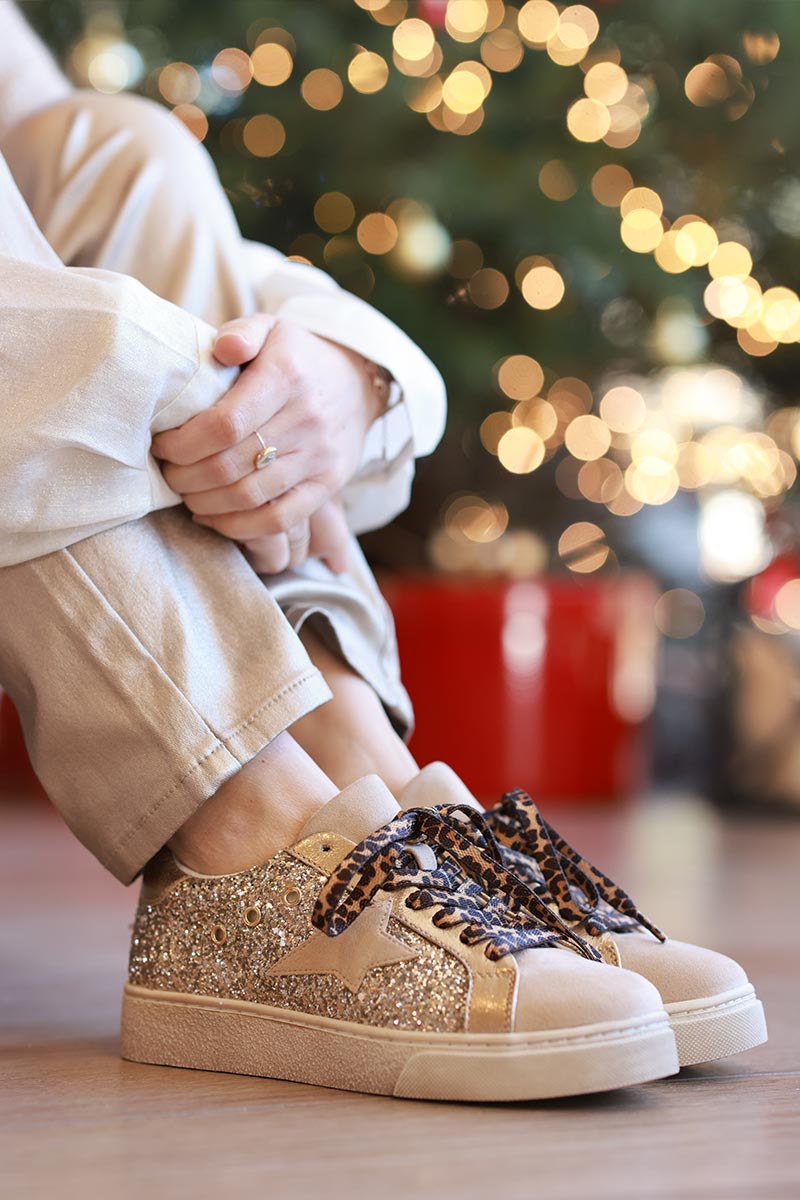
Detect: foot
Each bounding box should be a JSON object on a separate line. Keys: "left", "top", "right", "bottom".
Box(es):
{"left": 399, "top": 763, "right": 768, "bottom": 1069}
{"left": 122, "top": 775, "right": 677, "bottom": 1101}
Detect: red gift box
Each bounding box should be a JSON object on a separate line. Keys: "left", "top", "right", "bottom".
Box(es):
{"left": 381, "top": 572, "right": 658, "bottom": 804}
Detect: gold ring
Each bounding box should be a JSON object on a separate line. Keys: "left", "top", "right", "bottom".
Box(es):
{"left": 253, "top": 430, "right": 278, "bottom": 470}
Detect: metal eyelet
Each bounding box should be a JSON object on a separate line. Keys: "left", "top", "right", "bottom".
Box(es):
{"left": 211, "top": 924, "right": 228, "bottom": 946}
{"left": 243, "top": 904, "right": 262, "bottom": 927}
{"left": 284, "top": 887, "right": 302, "bottom": 908}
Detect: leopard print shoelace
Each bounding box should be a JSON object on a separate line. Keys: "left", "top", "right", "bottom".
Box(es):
{"left": 476, "top": 791, "right": 666, "bottom": 943}
{"left": 311, "top": 807, "right": 601, "bottom": 963}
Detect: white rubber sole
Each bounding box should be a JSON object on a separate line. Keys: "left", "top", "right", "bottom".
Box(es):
{"left": 665, "top": 984, "right": 767, "bottom": 1067}
{"left": 121, "top": 984, "right": 679, "bottom": 1102}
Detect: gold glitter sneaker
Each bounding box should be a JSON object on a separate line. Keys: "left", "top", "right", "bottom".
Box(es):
{"left": 121, "top": 775, "right": 677, "bottom": 1101}
{"left": 400, "top": 764, "right": 767, "bottom": 1069}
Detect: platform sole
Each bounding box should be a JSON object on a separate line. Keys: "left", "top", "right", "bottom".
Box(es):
{"left": 665, "top": 984, "right": 767, "bottom": 1067}
{"left": 121, "top": 984, "right": 678, "bottom": 1102}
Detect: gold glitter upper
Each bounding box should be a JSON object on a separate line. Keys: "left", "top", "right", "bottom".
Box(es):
{"left": 128, "top": 849, "right": 470, "bottom": 1033}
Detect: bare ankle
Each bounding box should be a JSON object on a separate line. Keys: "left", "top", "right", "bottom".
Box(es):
{"left": 168, "top": 732, "right": 336, "bottom": 875}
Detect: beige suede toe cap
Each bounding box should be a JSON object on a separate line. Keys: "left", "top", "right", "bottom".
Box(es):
{"left": 614, "top": 933, "right": 749, "bottom": 1005}
{"left": 512, "top": 948, "right": 665, "bottom": 1033}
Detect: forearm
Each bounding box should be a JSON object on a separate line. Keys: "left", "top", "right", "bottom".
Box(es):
{"left": 0, "top": 255, "right": 236, "bottom": 567}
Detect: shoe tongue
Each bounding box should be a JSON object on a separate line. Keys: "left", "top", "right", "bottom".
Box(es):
{"left": 298, "top": 775, "right": 400, "bottom": 846}
{"left": 398, "top": 762, "right": 483, "bottom": 813}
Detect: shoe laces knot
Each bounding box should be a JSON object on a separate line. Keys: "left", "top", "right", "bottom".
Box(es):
{"left": 311, "top": 807, "right": 601, "bottom": 962}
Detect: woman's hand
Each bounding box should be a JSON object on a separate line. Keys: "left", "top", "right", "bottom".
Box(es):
{"left": 151, "top": 314, "right": 384, "bottom": 542}
{"left": 238, "top": 498, "right": 351, "bottom": 576}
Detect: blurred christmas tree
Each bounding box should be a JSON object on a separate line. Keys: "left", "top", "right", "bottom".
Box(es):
{"left": 28, "top": 0, "right": 800, "bottom": 601}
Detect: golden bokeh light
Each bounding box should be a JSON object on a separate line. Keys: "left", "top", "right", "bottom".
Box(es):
{"left": 591, "top": 164, "right": 634, "bottom": 207}
{"left": 676, "top": 441, "right": 715, "bottom": 490}
{"left": 654, "top": 231, "right": 692, "bottom": 273}
{"left": 620, "top": 186, "right": 663, "bottom": 219}
{"left": 708, "top": 241, "right": 752, "bottom": 280}
{"left": 442, "top": 66, "right": 487, "bottom": 114}
{"left": 620, "top": 208, "right": 664, "bottom": 254}
{"left": 349, "top": 51, "right": 390, "bottom": 93}
{"left": 606, "top": 491, "right": 644, "bottom": 517}
{"left": 741, "top": 30, "right": 780, "bottom": 65}
{"left": 549, "top": 376, "right": 593, "bottom": 419}
{"left": 407, "top": 75, "right": 443, "bottom": 111}
{"left": 480, "top": 29, "right": 524, "bottom": 73}
{"left": 599, "top": 385, "right": 647, "bottom": 433}
{"left": 559, "top": 5, "right": 600, "bottom": 43}
{"left": 445, "top": 493, "right": 508, "bottom": 544}
{"left": 356, "top": 213, "right": 399, "bottom": 255}
{"left": 301, "top": 68, "right": 344, "bottom": 110}
{"left": 498, "top": 426, "right": 546, "bottom": 473}
{"left": 480, "top": 411, "right": 513, "bottom": 455}
{"left": 369, "top": 0, "right": 410, "bottom": 25}
{"left": 625, "top": 463, "right": 680, "bottom": 505}
{"left": 242, "top": 113, "right": 285, "bottom": 156}
{"left": 654, "top": 589, "right": 705, "bottom": 638}
{"left": 449, "top": 238, "right": 484, "bottom": 277}
{"left": 761, "top": 286, "right": 800, "bottom": 341}
{"left": 211, "top": 48, "right": 253, "bottom": 92}
{"left": 566, "top": 97, "right": 610, "bottom": 142}
{"left": 631, "top": 427, "right": 679, "bottom": 469}
{"left": 558, "top": 522, "right": 609, "bottom": 573}
{"left": 774, "top": 580, "right": 800, "bottom": 629}
{"left": 685, "top": 61, "right": 730, "bottom": 106}
{"left": 159, "top": 62, "right": 200, "bottom": 105}
{"left": 577, "top": 458, "right": 623, "bottom": 504}
{"left": 314, "top": 191, "right": 355, "bottom": 234}
{"left": 674, "top": 220, "right": 719, "bottom": 267}
{"left": 520, "top": 265, "right": 566, "bottom": 309}
{"left": 393, "top": 18, "right": 436, "bottom": 61}
{"left": 497, "top": 355, "right": 545, "bottom": 400}
{"left": 565, "top": 414, "right": 612, "bottom": 461}
{"left": 468, "top": 267, "right": 510, "bottom": 309}
{"left": 512, "top": 398, "right": 558, "bottom": 440}
{"left": 251, "top": 42, "right": 293, "bottom": 86}
{"left": 171, "top": 103, "right": 208, "bottom": 141}
{"left": 584, "top": 62, "right": 629, "bottom": 105}
{"left": 517, "top": 0, "right": 560, "bottom": 46}
{"left": 538, "top": 159, "right": 577, "bottom": 201}
{"left": 446, "top": 0, "right": 491, "bottom": 42}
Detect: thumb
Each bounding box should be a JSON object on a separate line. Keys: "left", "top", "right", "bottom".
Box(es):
{"left": 213, "top": 313, "right": 278, "bottom": 366}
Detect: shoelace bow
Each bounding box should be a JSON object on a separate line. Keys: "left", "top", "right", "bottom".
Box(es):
{"left": 484, "top": 790, "right": 666, "bottom": 943}
{"left": 311, "top": 807, "right": 600, "bottom": 962}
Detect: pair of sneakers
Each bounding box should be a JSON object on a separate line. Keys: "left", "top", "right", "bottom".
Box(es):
{"left": 122, "top": 764, "right": 767, "bottom": 1102}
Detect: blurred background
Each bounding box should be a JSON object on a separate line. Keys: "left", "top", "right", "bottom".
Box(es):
{"left": 5, "top": 0, "right": 800, "bottom": 813}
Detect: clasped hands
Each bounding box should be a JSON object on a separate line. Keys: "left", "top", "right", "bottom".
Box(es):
{"left": 151, "top": 315, "right": 385, "bottom": 575}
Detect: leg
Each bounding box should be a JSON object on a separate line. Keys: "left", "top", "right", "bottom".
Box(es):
{"left": 0, "top": 507, "right": 335, "bottom": 881}
{"left": 2, "top": 91, "right": 416, "bottom": 745}
{"left": 291, "top": 624, "right": 418, "bottom": 797}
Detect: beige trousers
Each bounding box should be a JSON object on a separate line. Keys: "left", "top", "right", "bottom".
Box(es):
{"left": 0, "top": 92, "right": 408, "bottom": 883}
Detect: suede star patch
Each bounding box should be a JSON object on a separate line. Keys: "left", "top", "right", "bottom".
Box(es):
{"left": 264, "top": 899, "right": 418, "bottom": 992}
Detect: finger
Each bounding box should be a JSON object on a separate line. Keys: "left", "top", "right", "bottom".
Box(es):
{"left": 152, "top": 330, "right": 292, "bottom": 466}
{"left": 159, "top": 404, "right": 309, "bottom": 496}
{"left": 309, "top": 501, "right": 350, "bottom": 574}
{"left": 240, "top": 533, "right": 291, "bottom": 575}
{"left": 192, "top": 481, "right": 329, "bottom": 541}
{"left": 179, "top": 451, "right": 307, "bottom": 516}
{"left": 286, "top": 520, "right": 312, "bottom": 569}
{"left": 213, "top": 313, "right": 278, "bottom": 367}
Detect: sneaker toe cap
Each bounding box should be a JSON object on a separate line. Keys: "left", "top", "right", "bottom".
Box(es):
{"left": 615, "top": 933, "right": 749, "bottom": 1005}
{"left": 512, "top": 949, "right": 664, "bottom": 1033}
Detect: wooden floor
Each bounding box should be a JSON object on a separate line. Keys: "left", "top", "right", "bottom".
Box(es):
{"left": 1, "top": 791, "right": 798, "bottom": 1200}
